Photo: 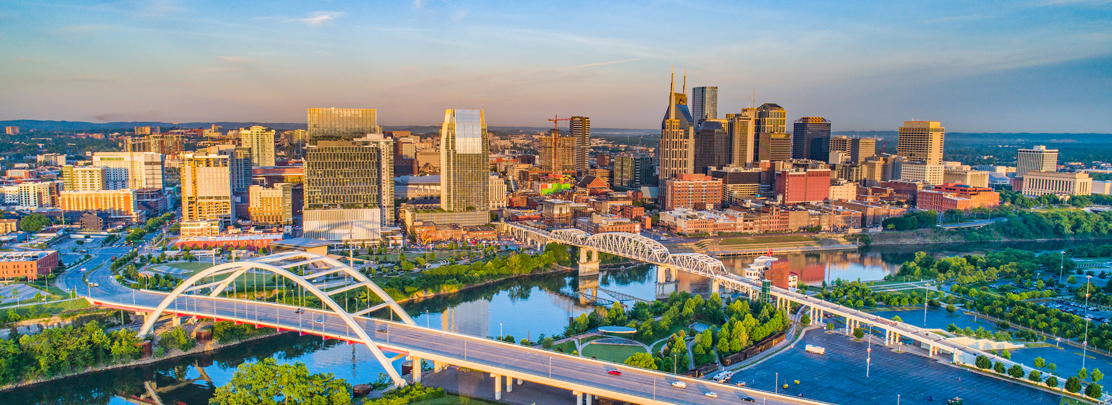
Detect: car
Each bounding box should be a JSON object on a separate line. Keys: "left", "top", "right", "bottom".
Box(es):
{"left": 607, "top": 370, "right": 621, "bottom": 376}
{"left": 705, "top": 392, "right": 717, "bottom": 398}
{"left": 91, "top": 282, "right": 99, "bottom": 287}
{"left": 80, "top": 268, "right": 87, "bottom": 272}
{"left": 314, "top": 318, "right": 324, "bottom": 325}
{"left": 378, "top": 325, "right": 388, "bottom": 333}
{"left": 742, "top": 397, "right": 756, "bottom": 402}
{"left": 671, "top": 381, "right": 686, "bottom": 389}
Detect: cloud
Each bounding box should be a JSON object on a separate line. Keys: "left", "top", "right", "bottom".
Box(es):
{"left": 93, "top": 111, "right": 160, "bottom": 122}
{"left": 300, "top": 11, "right": 343, "bottom": 28}
{"left": 414, "top": 0, "right": 426, "bottom": 10}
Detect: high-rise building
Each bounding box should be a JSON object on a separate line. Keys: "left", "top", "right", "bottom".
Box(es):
{"left": 943, "top": 169, "right": 990, "bottom": 188}
{"left": 1017, "top": 145, "right": 1058, "bottom": 176}
{"left": 440, "top": 109, "right": 489, "bottom": 212}
{"left": 754, "top": 103, "right": 786, "bottom": 161}
{"left": 570, "top": 116, "right": 591, "bottom": 172}
{"left": 92, "top": 152, "right": 166, "bottom": 190}
{"left": 540, "top": 134, "right": 577, "bottom": 173}
{"left": 663, "top": 173, "right": 723, "bottom": 210}
{"left": 5, "top": 126, "right": 19, "bottom": 135}
{"left": 727, "top": 109, "right": 756, "bottom": 167}
{"left": 691, "top": 86, "right": 718, "bottom": 124}
{"left": 899, "top": 162, "right": 945, "bottom": 185}
{"left": 181, "top": 152, "right": 235, "bottom": 225}
{"left": 693, "top": 119, "right": 730, "bottom": 174}
{"left": 58, "top": 189, "right": 141, "bottom": 222}
{"left": 239, "top": 126, "right": 276, "bottom": 167}
{"left": 792, "top": 117, "right": 831, "bottom": 161}
{"left": 249, "top": 183, "right": 293, "bottom": 225}
{"left": 898, "top": 121, "right": 945, "bottom": 165}
{"left": 123, "top": 133, "right": 182, "bottom": 157}
{"left": 710, "top": 167, "right": 762, "bottom": 205}
{"left": 658, "top": 73, "right": 695, "bottom": 194}
{"left": 828, "top": 136, "right": 876, "bottom": 164}
{"left": 758, "top": 132, "right": 793, "bottom": 162}
{"left": 775, "top": 168, "right": 832, "bottom": 204}
{"left": 307, "top": 108, "right": 381, "bottom": 143}
{"left": 489, "top": 175, "right": 508, "bottom": 210}
{"left": 62, "top": 166, "right": 107, "bottom": 191}
{"left": 613, "top": 154, "right": 654, "bottom": 189}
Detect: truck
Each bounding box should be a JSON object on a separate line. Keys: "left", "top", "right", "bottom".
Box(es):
{"left": 711, "top": 370, "right": 734, "bottom": 383}
{"left": 805, "top": 345, "right": 826, "bottom": 355}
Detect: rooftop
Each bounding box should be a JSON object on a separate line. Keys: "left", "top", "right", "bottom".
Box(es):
{"left": 0, "top": 250, "right": 56, "bottom": 262}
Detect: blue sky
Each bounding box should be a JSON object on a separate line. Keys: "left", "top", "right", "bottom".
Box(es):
{"left": 1, "top": 0, "right": 1110, "bottom": 132}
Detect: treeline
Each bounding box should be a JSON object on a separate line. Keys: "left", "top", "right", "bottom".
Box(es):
{"left": 0, "top": 322, "right": 143, "bottom": 386}
{"left": 882, "top": 210, "right": 939, "bottom": 231}
{"left": 897, "top": 249, "right": 1074, "bottom": 285}
{"left": 125, "top": 213, "right": 175, "bottom": 244}
{"left": 816, "top": 279, "right": 944, "bottom": 309}
{"left": 971, "top": 295, "right": 1112, "bottom": 352}
{"left": 375, "top": 244, "right": 568, "bottom": 301}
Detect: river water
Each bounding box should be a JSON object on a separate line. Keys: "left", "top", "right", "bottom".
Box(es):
{"left": 6, "top": 241, "right": 1081, "bottom": 404}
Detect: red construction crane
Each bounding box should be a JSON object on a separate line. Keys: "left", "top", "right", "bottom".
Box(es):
{"left": 548, "top": 115, "right": 571, "bottom": 173}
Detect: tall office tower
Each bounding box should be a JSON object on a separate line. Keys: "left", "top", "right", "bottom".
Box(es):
{"left": 828, "top": 136, "right": 876, "bottom": 164}
{"left": 1017, "top": 145, "right": 1058, "bottom": 176}
{"left": 304, "top": 134, "right": 394, "bottom": 240}
{"left": 897, "top": 121, "right": 945, "bottom": 165}
{"left": 123, "top": 134, "right": 183, "bottom": 156}
{"left": 570, "top": 116, "right": 591, "bottom": 172}
{"left": 62, "top": 166, "right": 107, "bottom": 191}
{"left": 540, "top": 133, "right": 577, "bottom": 172}
{"left": 238, "top": 126, "right": 276, "bottom": 167}
{"left": 613, "top": 154, "right": 654, "bottom": 189}
{"left": 181, "top": 152, "right": 235, "bottom": 225}
{"left": 691, "top": 86, "right": 718, "bottom": 124}
{"left": 307, "top": 108, "right": 381, "bottom": 142}
{"left": 92, "top": 152, "right": 166, "bottom": 190}
{"left": 658, "top": 72, "right": 696, "bottom": 194}
{"left": 754, "top": 103, "right": 786, "bottom": 161}
{"left": 693, "top": 119, "right": 729, "bottom": 174}
{"left": 204, "top": 145, "right": 252, "bottom": 194}
{"left": 792, "top": 117, "right": 831, "bottom": 161}
{"left": 758, "top": 132, "right": 793, "bottom": 161}
{"left": 727, "top": 109, "right": 756, "bottom": 167}
{"left": 440, "top": 109, "right": 490, "bottom": 212}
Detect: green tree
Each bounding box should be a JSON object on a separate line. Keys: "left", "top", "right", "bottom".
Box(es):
{"left": 975, "top": 355, "right": 992, "bottom": 370}
{"left": 19, "top": 214, "right": 50, "bottom": 233}
{"left": 1066, "top": 376, "right": 1083, "bottom": 393}
{"left": 1093, "top": 368, "right": 1104, "bottom": 383}
{"left": 542, "top": 338, "right": 554, "bottom": 350}
{"left": 945, "top": 304, "right": 957, "bottom": 314}
{"left": 891, "top": 315, "right": 903, "bottom": 323}
{"left": 853, "top": 328, "right": 865, "bottom": 339}
{"left": 800, "top": 314, "right": 811, "bottom": 326}
{"left": 1049, "top": 363, "right": 1057, "bottom": 371}
{"left": 1047, "top": 376, "right": 1059, "bottom": 388}
{"left": 1086, "top": 383, "right": 1103, "bottom": 399}
{"left": 1034, "top": 357, "right": 1046, "bottom": 368}
{"left": 1001, "top": 349, "right": 1011, "bottom": 359}
{"left": 623, "top": 352, "right": 657, "bottom": 370}
{"left": 1028, "top": 370, "right": 1042, "bottom": 382}
{"left": 1008, "top": 364, "right": 1025, "bottom": 378}
{"left": 210, "top": 358, "right": 351, "bottom": 405}
{"left": 1080, "top": 368, "right": 1089, "bottom": 380}
{"left": 994, "top": 361, "right": 1006, "bottom": 374}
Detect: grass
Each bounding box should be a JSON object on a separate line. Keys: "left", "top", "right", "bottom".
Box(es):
{"left": 164, "top": 262, "right": 215, "bottom": 271}
{"left": 0, "top": 298, "right": 90, "bottom": 318}
{"left": 408, "top": 395, "right": 502, "bottom": 405}
{"left": 581, "top": 343, "right": 647, "bottom": 363}
{"left": 719, "top": 235, "right": 815, "bottom": 246}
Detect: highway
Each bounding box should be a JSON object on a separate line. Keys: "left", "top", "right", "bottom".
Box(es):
{"left": 76, "top": 263, "right": 827, "bottom": 405}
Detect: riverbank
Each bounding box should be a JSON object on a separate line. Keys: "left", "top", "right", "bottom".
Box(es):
{"left": 867, "top": 228, "right": 1112, "bottom": 247}
{"left": 393, "top": 263, "right": 578, "bottom": 306}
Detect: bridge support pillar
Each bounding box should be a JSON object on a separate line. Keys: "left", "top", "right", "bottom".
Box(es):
{"left": 578, "top": 248, "right": 600, "bottom": 276}
{"left": 574, "top": 391, "right": 582, "bottom": 405}
{"left": 412, "top": 358, "right": 421, "bottom": 383}
{"left": 505, "top": 375, "right": 512, "bottom": 392}
{"left": 433, "top": 361, "right": 445, "bottom": 372}
{"left": 493, "top": 374, "right": 502, "bottom": 400}
{"left": 171, "top": 316, "right": 181, "bottom": 327}
{"left": 586, "top": 392, "right": 593, "bottom": 405}
{"left": 711, "top": 279, "right": 720, "bottom": 295}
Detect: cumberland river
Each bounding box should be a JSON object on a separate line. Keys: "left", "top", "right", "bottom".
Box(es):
{"left": 6, "top": 241, "right": 1080, "bottom": 404}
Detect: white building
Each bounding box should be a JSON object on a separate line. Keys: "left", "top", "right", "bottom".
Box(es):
{"left": 1021, "top": 171, "right": 1092, "bottom": 197}
{"left": 1017, "top": 145, "right": 1058, "bottom": 176}
{"left": 900, "top": 162, "right": 945, "bottom": 185}
{"left": 943, "top": 169, "right": 990, "bottom": 188}
{"left": 489, "top": 175, "right": 508, "bottom": 210}
{"left": 829, "top": 180, "right": 857, "bottom": 202}
{"left": 238, "top": 126, "right": 276, "bottom": 167}
{"left": 93, "top": 152, "right": 165, "bottom": 190}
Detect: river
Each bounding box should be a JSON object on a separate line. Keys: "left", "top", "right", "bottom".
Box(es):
{"left": 6, "top": 241, "right": 1082, "bottom": 404}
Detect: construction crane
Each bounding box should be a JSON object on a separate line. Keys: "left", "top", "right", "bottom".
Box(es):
{"left": 548, "top": 115, "right": 571, "bottom": 173}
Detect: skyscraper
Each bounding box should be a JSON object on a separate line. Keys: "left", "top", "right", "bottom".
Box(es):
{"left": 1017, "top": 145, "right": 1058, "bottom": 176}
{"left": 440, "top": 109, "right": 489, "bottom": 212}
{"left": 239, "top": 126, "right": 276, "bottom": 167}
{"left": 898, "top": 121, "right": 945, "bottom": 165}
{"left": 181, "top": 152, "right": 235, "bottom": 225}
{"left": 758, "top": 133, "right": 793, "bottom": 162}
{"left": 303, "top": 108, "right": 394, "bottom": 242}
{"left": 93, "top": 152, "right": 165, "bottom": 190}
{"left": 570, "top": 116, "right": 591, "bottom": 172}
{"left": 657, "top": 72, "right": 695, "bottom": 194}
{"left": 613, "top": 154, "right": 654, "bottom": 189}
{"left": 693, "top": 119, "right": 729, "bottom": 174}
{"left": 692, "top": 86, "right": 718, "bottom": 124}
{"left": 754, "top": 103, "right": 786, "bottom": 161}
{"left": 727, "top": 109, "right": 756, "bottom": 167}
{"left": 792, "top": 117, "right": 831, "bottom": 161}
{"left": 828, "top": 136, "right": 876, "bottom": 164}
{"left": 541, "top": 134, "right": 577, "bottom": 173}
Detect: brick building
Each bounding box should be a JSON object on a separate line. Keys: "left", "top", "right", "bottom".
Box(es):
{"left": 0, "top": 251, "right": 59, "bottom": 280}
{"left": 663, "top": 174, "right": 723, "bottom": 210}
{"left": 775, "top": 169, "right": 831, "bottom": 204}
{"left": 917, "top": 183, "right": 1000, "bottom": 211}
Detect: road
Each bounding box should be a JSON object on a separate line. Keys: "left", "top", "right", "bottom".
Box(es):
{"left": 76, "top": 265, "right": 826, "bottom": 405}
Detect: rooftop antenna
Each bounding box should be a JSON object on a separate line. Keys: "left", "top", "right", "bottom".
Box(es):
{"left": 752, "top": 89, "right": 756, "bottom": 108}
{"left": 682, "top": 69, "right": 687, "bottom": 95}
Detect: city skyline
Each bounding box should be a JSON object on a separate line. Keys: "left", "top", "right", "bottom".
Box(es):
{"left": 1, "top": 1, "right": 1110, "bottom": 133}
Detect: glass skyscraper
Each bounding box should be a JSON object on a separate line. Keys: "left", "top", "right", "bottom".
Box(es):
{"left": 570, "top": 116, "right": 591, "bottom": 172}
{"left": 658, "top": 72, "right": 695, "bottom": 193}
{"left": 792, "top": 117, "right": 831, "bottom": 161}
{"left": 440, "top": 109, "right": 489, "bottom": 212}
{"left": 307, "top": 108, "right": 381, "bottom": 142}
{"left": 692, "top": 86, "right": 718, "bottom": 124}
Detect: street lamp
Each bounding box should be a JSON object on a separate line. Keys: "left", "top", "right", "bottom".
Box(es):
{"left": 1059, "top": 251, "right": 1066, "bottom": 286}
{"left": 866, "top": 325, "right": 873, "bottom": 378}
{"left": 1083, "top": 275, "right": 1093, "bottom": 370}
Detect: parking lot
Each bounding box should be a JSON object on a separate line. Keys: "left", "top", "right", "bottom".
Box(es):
{"left": 0, "top": 284, "right": 46, "bottom": 305}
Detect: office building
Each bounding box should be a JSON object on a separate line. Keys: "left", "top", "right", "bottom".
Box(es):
{"left": 727, "top": 109, "right": 756, "bottom": 167}
{"left": 828, "top": 136, "right": 876, "bottom": 164}
{"left": 918, "top": 184, "right": 1000, "bottom": 211}
{"left": 898, "top": 121, "right": 945, "bottom": 164}
{"left": 943, "top": 169, "right": 990, "bottom": 188}
{"left": 710, "top": 167, "right": 762, "bottom": 205}
{"left": 489, "top": 175, "right": 508, "bottom": 210}
{"left": 570, "top": 116, "right": 591, "bottom": 172}
{"left": 900, "top": 162, "right": 945, "bottom": 185}
{"left": 249, "top": 183, "right": 293, "bottom": 225}
{"left": 123, "top": 133, "right": 182, "bottom": 157}
{"left": 1021, "top": 171, "right": 1092, "bottom": 197}
{"left": 663, "top": 173, "right": 723, "bottom": 210}
{"left": 658, "top": 72, "right": 696, "bottom": 194}
{"left": 181, "top": 152, "right": 235, "bottom": 225}
{"left": 0, "top": 251, "right": 59, "bottom": 280}
{"left": 613, "top": 154, "right": 654, "bottom": 189}
{"left": 58, "top": 189, "right": 142, "bottom": 222}
{"left": 758, "top": 132, "right": 793, "bottom": 161}
{"left": 4, "top": 126, "right": 19, "bottom": 135}
{"left": 775, "top": 169, "right": 831, "bottom": 204}
{"left": 239, "top": 126, "right": 276, "bottom": 167}
{"left": 307, "top": 108, "right": 381, "bottom": 142}
{"left": 1017, "top": 145, "right": 1058, "bottom": 176}
{"left": 540, "top": 134, "right": 577, "bottom": 173}
{"left": 792, "top": 117, "right": 831, "bottom": 161}
{"left": 440, "top": 109, "right": 490, "bottom": 212}
{"left": 62, "top": 166, "right": 107, "bottom": 191}
{"left": 755, "top": 103, "right": 787, "bottom": 134}
{"left": 92, "top": 152, "right": 165, "bottom": 190}
{"left": 693, "top": 119, "right": 730, "bottom": 174}
{"left": 691, "top": 86, "right": 718, "bottom": 123}
{"left": 304, "top": 134, "right": 394, "bottom": 240}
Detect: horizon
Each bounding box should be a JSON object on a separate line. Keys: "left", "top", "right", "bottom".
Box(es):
{"left": 1, "top": 1, "right": 1110, "bottom": 133}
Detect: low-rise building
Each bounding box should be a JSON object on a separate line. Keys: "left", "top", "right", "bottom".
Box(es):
{"left": 57, "top": 189, "right": 143, "bottom": 223}
{"left": 575, "top": 213, "right": 641, "bottom": 234}
{"left": 1021, "top": 171, "right": 1092, "bottom": 197}
{"left": 663, "top": 173, "right": 723, "bottom": 210}
{"left": 833, "top": 200, "right": 907, "bottom": 228}
{"left": 249, "top": 183, "right": 294, "bottom": 225}
{"left": 174, "top": 233, "right": 285, "bottom": 250}
{"left": 942, "top": 169, "right": 990, "bottom": 188}
{"left": 917, "top": 184, "right": 1000, "bottom": 211}
{"left": 0, "top": 218, "right": 18, "bottom": 234}
{"left": 0, "top": 250, "right": 59, "bottom": 280}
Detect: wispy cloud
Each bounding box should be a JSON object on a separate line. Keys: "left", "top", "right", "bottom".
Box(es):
{"left": 923, "top": 15, "right": 994, "bottom": 24}
{"left": 300, "top": 11, "right": 343, "bottom": 28}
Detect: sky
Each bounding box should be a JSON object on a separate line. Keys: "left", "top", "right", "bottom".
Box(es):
{"left": 1, "top": 0, "right": 1111, "bottom": 133}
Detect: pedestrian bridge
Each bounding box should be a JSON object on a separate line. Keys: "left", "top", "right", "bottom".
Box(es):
{"left": 87, "top": 251, "right": 823, "bottom": 405}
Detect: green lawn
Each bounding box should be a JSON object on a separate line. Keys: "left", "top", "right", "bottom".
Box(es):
{"left": 165, "top": 262, "right": 215, "bottom": 271}
{"left": 581, "top": 343, "right": 647, "bottom": 363}
{"left": 719, "top": 235, "right": 816, "bottom": 246}
{"left": 408, "top": 395, "right": 502, "bottom": 405}
{"left": 0, "top": 298, "right": 90, "bottom": 316}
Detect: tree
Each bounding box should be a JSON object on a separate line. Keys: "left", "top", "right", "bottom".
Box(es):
{"left": 800, "top": 314, "right": 811, "bottom": 326}
{"left": 1086, "top": 383, "right": 1103, "bottom": 399}
{"left": 1001, "top": 349, "right": 1011, "bottom": 359}
{"left": 1049, "top": 363, "right": 1057, "bottom": 371}
{"left": 994, "top": 361, "right": 1006, "bottom": 374}
{"left": 624, "top": 353, "right": 657, "bottom": 370}
{"left": 945, "top": 304, "right": 957, "bottom": 314}
{"left": 19, "top": 214, "right": 49, "bottom": 233}
{"left": 1093, "top": 368, "right": 1104, "bottom": 383}
{"left": 1080, "top": 368, "right": 1089, "bottom": 380}
{"left": 1008, "top": 364, "right": 1025, "bottom": 378}
{"left": 1034, "top": 357, "right": 1046, "bottom": 368}
{"left": 1066, "top": 376, "right": 1083, "bottom": 393}
{"left": 542, "top": 338, "right": 554, "bottom": 349}
{"left": 210, "top": 358, "right": 351, "bottom": 405}
{"left": 975, "top": 355, "right": 991, "bottom": 370}
{"left": 1068, "top": 275, "right": 1078, "bottom": 284}
{"left": 853, "top": 328, "right": 865, "bottom": 339}
{"left": 891, "top": 315, "right": 903, "bottom": 323}
{"left": 1028, "top": 370, "right": 1042, "bottom": 382}
{"left": 1047, "top": 376, "right": 1058, "bottom": 388}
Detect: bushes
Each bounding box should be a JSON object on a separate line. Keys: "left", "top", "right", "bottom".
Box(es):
{"left": 0, "top": 321, "right": 141, "bottom": 386}
{"left": 212, "top": 321, "right": 268, "bottom": 343}
{"left": 366, "top": 383, "right": 443, "bottom": 405}
{"left": 1066, "top": 376, "right": 1082, "bottom": 393}
{"left": 211, "top": 358, "right": 352, "bottom": 405}
{"left": 159, "top": 327, "right": 195, "bottom": 352}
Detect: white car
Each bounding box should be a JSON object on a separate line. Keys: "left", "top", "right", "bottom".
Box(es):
{"left": 705, "top": 392, "right": 717, "bottom": 398}
{"left": 671, "top": 381, "right": 686, "bottom": 389}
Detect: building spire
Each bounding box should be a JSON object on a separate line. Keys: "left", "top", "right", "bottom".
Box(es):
{"left": 682, "top": 69, "right": 687, "bottom": 95}
{"left": 669, "top": 68, "right": 676, "bottom": 120}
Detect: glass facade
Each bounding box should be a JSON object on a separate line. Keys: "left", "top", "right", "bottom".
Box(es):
{"left": 570, "top": 116, "right": 591, "bottom": 172}
{"left": 307, "top": 108, "right": 381, "bottom": 143}
{"left": 304, "top": 136, "right": 394, "bottom": 218}
{"left": 792, "top": 117, "right": 831, "bottom": 161}
{"left": 440, "top": 109, "right": 489, "bottom": 212}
